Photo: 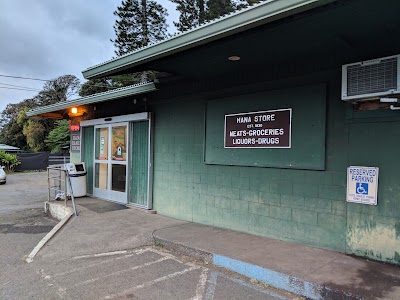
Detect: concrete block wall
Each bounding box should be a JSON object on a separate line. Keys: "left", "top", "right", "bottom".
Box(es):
{"left": 152, "top": 83, "right": 348, "bottom": 253}
{"left": 151, "top": 73, "right": 400, "bottom": 264}
{"left": 346, "top": 118, "right": 400, "bottom": 264}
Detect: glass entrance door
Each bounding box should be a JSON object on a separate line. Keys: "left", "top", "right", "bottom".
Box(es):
{"left": 93, "top": 123, "right": 128, "bottom": 204}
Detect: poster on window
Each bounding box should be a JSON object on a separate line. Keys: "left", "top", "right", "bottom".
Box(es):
{"left": 112, "top": 126, "right": 127, "bottom": 161}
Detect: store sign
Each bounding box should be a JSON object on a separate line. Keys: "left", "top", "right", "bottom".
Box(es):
{"left": 71, "top": 134, "right": 81, "bottom": 152}
{"left": 69, "top": 124, "right": 80, "bottom": 132}
{"left": 347, "top": 166, "right": 379, "bottom": 205}
{"left": 224, "top": 108, "right": 292, "bottom": 148}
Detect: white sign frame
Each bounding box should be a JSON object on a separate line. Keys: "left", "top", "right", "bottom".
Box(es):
{"left": 347, "top": 166, "right": 379, "bottom": 205}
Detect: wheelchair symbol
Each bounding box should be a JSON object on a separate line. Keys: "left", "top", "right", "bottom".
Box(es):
{"left": 356, "top": 183, "right": 368, "bottom": 194}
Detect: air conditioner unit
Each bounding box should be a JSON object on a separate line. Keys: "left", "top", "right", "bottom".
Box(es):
{"left": 342, "top": 54, "right": 400, "bottom": 101}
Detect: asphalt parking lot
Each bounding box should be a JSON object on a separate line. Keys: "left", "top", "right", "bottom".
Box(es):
{"left": 33, "top": 247, "right": 295, "bottom": 300}
{"left": 0, "top": 172, "right": 301, "bottom": 300}
{"left": 0, "top": 171, "right": 49, "bottom": 215}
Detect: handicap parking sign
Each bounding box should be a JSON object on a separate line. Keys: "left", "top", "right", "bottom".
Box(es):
{"left": 347, "top": 166, "right": 378, "bottom": 205}
{"left": 355, "top": 182, "right": 368, "bottom": 194}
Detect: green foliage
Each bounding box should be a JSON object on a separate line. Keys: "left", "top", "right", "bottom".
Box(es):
{"left": 171, "top": 0, "right": 263, "bottom": 32}
{"left": 79, "top": 78, "right": 113, "bottom": 97}
{"left": 0, "top": 151, "right": 21, "bottom": 173}
{"left": 23, "top": 119, "right": 47, "bottom": 152}
{"left": 112, "top": 0, "right": 169, "bottom": 56}
{"left": 170, "top": 0, "right": 203, "bottom": 32}
{"left": 45, "top": 120, "right": 70, "bottom": 154}
{"left": 79, "top": 73, "right": 158, "bottom": 97}
{"left": 110, "top": 0, "right": 169, "bottom": 86}
{"left": 0, "top": 99, "right": 36, "bottom": 151}
{"left": 0, "top": 75, "right": 79, "bottom": 152}
{"left": 35, "top": 75, "right": 80, "bottom": 106}
{"left": 205, "top": 0, "right": 236, "bottom": 20}
{"left": 18, "top": 108, "right": 48, "bottom": 152}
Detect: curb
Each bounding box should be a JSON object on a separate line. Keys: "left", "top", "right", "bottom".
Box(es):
{"left": 153, "top": 235, "right": 361, "bottom": 300}
{"left": 26, "top": 202, "right": 75, "bottom": 264}
{"left": 153, "top": 236, "right": 212, "bottom": 263}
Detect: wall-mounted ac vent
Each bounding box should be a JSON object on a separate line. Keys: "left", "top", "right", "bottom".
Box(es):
{"left": 342, "top": 54, "right": 400, "bottom": 101}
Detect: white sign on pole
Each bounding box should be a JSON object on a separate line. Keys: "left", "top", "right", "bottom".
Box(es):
{"left": 347, "top": 166, "right": 379, "bottom": 205}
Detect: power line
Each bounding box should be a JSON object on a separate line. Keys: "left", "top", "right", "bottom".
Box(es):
{"left": 0, "top": 74, "right": 136, "bottom": 92}
{"left": 0, "top": 82, "right": 41, "bottom": 91}
{"left": 0, "top": 74, "right": 49, "bottom": 81}
{"left": 0, "top": 86, "right": 40, "bottom": 92}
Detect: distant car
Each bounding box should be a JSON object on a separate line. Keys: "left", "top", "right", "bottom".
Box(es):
{"left": 0, "top": 166, "right": 6, "bottom": 184}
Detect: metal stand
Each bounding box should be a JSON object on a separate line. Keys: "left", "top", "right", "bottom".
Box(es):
{"left": 47, "top": 166, "right": 78, "bottom": 217}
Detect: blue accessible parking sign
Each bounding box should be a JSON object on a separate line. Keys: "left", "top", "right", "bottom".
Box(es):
{"left": 355, "top": 182, "right": 368, "bottom": 195}
{"left": 347, "top": 166, "right": 379, "bottom": 205}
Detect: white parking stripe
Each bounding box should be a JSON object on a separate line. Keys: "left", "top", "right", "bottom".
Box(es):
{"left": 204, "top": 271, "right": 218, "bottom": 300}
{"left": 53, "top": 248, "right": 151, "bottom": 277}
{"left": 104, "top": 266, "right": 200, "bottom": 299}
{"left": 216, "top": 272, "right": 289, "bottom": 300}
{"left": 73, "top": 256, "right": 170, "bottom": 287}
{"left": 72, "top": 250, "right": 128, "bottom": 260}
{"left": 38, "top": 269, "right": 68, "bottom": 299}
{"left": 146, "top": 247, "right": 185, "bottom": 263}
{"left": 192, "top": 267, "right": 209, "bottom": 300}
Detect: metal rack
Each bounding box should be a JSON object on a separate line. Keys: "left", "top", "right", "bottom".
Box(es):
{"left": 47, "top": 166, "right": 78, "bottom": 216}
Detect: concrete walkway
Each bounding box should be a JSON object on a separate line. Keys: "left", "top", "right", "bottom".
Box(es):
{"left": 41, "top": 198, "right": 400, "bottom": 300}
{"left": 38, "top": 197, "right": 186, "bottom": 261}
{"left": 153, "top": 223, "right": 400, "bottom": 300}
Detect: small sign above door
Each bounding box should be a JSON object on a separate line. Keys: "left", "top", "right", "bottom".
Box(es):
{"left": 224, "top": 108, "right": 292, "bottom": 148}
{"left": 71, "top": 134, "right": 80, "bottom": 152}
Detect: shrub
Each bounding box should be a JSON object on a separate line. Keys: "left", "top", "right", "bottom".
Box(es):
{"left": 0, "top": 151, "right": 21, "bottom": 173}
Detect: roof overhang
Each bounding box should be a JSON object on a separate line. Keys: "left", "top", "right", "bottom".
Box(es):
{"left": 0, "top": 144, "right": 20, "bottom": 151}
{"left": 82, "top": 0, "right": 335, "bottom": 79}
{"left": 27, "top": 82, "right": 157, "bottom": 118}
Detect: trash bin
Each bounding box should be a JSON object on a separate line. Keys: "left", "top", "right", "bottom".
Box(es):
{"left": 64, "top": 162, "right": 87, "bottom": 197}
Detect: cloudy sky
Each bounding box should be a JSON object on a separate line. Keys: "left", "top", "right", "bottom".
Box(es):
{"left": 0, "top": 0, "right": 179, "bottom": 112}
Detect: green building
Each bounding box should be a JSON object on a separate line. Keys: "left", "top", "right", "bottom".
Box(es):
{"left": 28, "top": 0, "right": 400, "bottom": 265}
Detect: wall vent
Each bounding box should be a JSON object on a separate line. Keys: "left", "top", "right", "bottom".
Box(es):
{"left": 342, "top": 54, "right": 400, "bottom": 101}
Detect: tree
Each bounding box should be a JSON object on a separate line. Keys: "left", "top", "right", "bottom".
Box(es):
{"left": 0, "top": 99, "right": 37, "bottom": 150}
{"left": 79, "top": 78, "right": 113, "bottom": 97}
{"left": 171, "top": 0, "right": 263, "bottom": 32}
{"left": 235, "top": 0, "right": 260, "bottom": 9}
{"left": 0, "top": 75, "right": 79, "bottom": 152}
{"left": 79, "top": 74, "right": 159, "bottom": 97}
{"left": 22, "top": 120, "right": 47, "bottom": 152}
{"left": 170, "top": 0, "right": 204, "bottom": 32}
{"left": 111, "top": 0, "right": 169, "bottom": 57}
{"left": 206, "top": 0, "right": 235, "bottom": 21}
{"left": 45, "top": 119, "right": 70, "bottom": 154}
{"left": 35, "top": 75, "right": 80, "bottom": 106}
{"left": 0, "top": 98, "right": 37, "bottom": 128}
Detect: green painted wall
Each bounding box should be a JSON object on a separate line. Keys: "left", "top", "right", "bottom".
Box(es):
{"left": 150, "top": 69, "right": 400, "bottom": 264}
{"left": 130, "top": 121, "right": 149, "bottom": 206}
{"left": 82, "top": 126, "right": 94, "bottom": 195}
{"left": 346, "top": 114, "right": 400, "bottom": 264}
{"left": 205, "top": 84, "right": 326, "bottom": 169}
{"left": 152, "top": 71, "right": 347, "bottom": 252}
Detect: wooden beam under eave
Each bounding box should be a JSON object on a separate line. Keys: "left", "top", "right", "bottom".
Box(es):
{"left": 38, "top": 112, "right": 64, "bottom": 119}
